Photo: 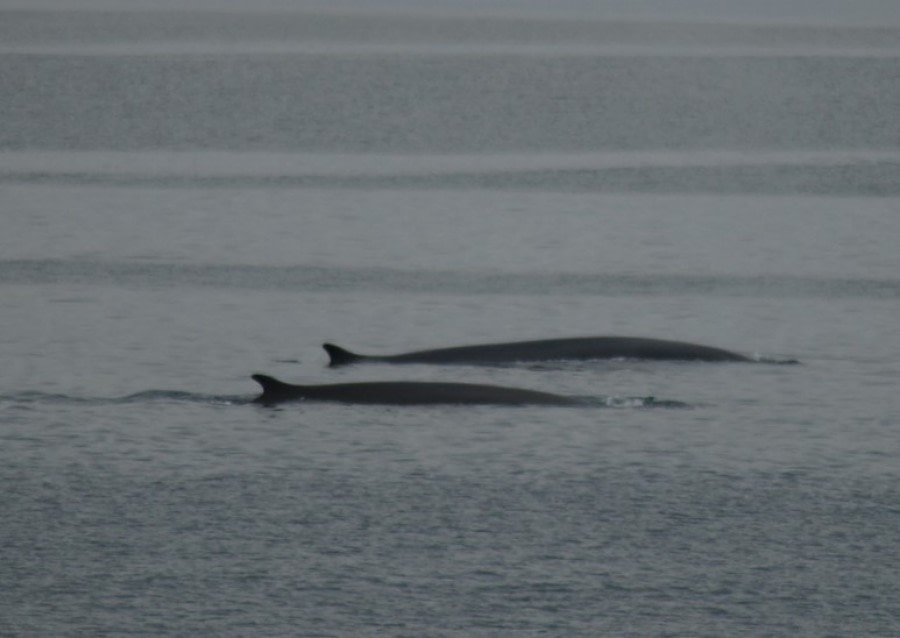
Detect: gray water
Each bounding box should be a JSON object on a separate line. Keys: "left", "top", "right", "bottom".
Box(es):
{"left": 2, "top": 5, "right": 900, "bottom": 637}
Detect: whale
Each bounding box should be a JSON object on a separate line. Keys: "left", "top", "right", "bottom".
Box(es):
{"left": 251, "top": 374, "right": 581, "bottom": 406}
{"left": 322, "top": 336, "right": 775, "bottom": 367}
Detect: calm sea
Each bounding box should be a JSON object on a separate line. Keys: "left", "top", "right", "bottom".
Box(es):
{"left": 2, "top": 6, "right": 900, "bottom": 636}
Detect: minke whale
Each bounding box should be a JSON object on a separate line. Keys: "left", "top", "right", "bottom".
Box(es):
{"left": 322, "top": 336, "right": 778, "bottom": 367}
{"left": 251, "top": 374, "right": 580, "bottom": 406}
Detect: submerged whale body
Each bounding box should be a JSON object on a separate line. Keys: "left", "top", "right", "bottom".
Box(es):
{"left": 251, "top": 374, "right": 579, "bottom": 406}
{"left": 323, "top": 336, "right": 764, "bottom": 367}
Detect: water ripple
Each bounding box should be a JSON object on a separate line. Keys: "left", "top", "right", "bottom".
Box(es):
{"left": 0, "top": 390, "right": 248, "bottom": 407}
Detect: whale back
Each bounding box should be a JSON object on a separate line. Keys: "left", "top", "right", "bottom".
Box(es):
{"left": 322, "top": 336, "right": 759, "bottom": 366}
{"left": 252, "top": 374, "right": 577, "bottom": 406}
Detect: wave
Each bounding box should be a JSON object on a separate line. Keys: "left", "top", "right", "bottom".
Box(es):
{"left": 2, "top": 258, "right": 899, "bottom": 299}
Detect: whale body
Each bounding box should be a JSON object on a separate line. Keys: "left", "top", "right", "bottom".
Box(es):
{"left": 322, "top": 336, "right": 766, "bottom": 367}
{"left": 251, "top": 374, "right": 580, "bottom": 406}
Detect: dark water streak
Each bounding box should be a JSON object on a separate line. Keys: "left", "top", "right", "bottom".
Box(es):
{"left": 3, "top": 258, "right": 898, "bottom": 298}
{"left": 4, "top": 159, "right": 900, "bottom": 195}
{"left": 3, "top": 54, "right": 900, "bottom": 153}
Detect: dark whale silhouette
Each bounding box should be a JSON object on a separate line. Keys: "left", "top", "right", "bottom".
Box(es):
{"left": 251, "top": 374, "right": 580, "bottom": 406}
{"left": 322, "top": 336, "right": 772, "bottom": 367}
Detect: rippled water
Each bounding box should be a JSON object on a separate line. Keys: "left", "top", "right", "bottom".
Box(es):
{"left": 2, "top": 6, "right": 900, "bottom": 637}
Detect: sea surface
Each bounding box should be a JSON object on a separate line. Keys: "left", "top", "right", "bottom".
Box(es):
{"left": 2, "top": 5, "right": 900, "bottom": 636}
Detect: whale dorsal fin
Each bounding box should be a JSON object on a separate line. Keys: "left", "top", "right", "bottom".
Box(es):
{"left": 323, "top": 343, "right": 363, "bottom": 367}
{"left": 252, "top": 373, "right": 308, "bottom": 403}
{"left": 252, "top": 373, "right": 290, "bottom": 394}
